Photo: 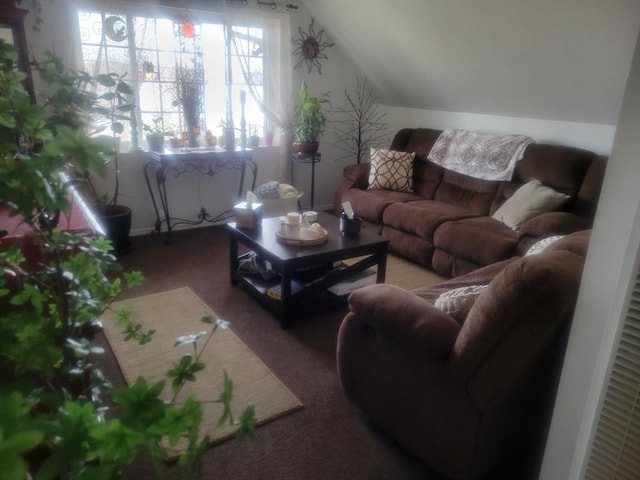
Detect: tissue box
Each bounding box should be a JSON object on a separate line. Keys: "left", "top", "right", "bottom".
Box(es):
{"left": 233, "top": 202, "right": 263, "bottom": 229}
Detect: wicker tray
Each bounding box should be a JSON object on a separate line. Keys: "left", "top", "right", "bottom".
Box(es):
{"left": 275, "top": 227, "right": 328, "bottom": 246}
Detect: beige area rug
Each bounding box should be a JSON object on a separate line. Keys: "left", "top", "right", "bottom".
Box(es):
{"left": 101, "top": 286, "right": 302, "bottom": 458}
{"left": 346, "top": 253, "right": 445, "bottom": 291}
{"left": 384, "top": 253, "right": 446, "bottom": 290}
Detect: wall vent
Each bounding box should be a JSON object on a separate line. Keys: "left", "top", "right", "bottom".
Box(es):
{"left": 585, "top": 265, "right": 640, "bottom": 479}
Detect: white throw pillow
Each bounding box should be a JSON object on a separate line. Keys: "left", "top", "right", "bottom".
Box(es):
{"left": 368, "top": 148, "right": 415, "bottom": 192}
{"left": 525, "top": 235, "right": 565, "bottom": 256}
{"left": 434, "top": 284, "right": 488, "bottom": 322}
{"left": 492, "top": 178, "right": 570, "bottom": 230}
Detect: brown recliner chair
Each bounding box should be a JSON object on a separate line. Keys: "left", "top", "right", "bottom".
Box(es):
{"left": 337, "top": 231, "right": 590, "bottom": 479}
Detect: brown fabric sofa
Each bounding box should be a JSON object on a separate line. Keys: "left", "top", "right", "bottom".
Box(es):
{"left": 334, "top": 128, "right": 606, "bottom": 277}
{"left": 337, "top": 230, "right": 591, "bottom": 480}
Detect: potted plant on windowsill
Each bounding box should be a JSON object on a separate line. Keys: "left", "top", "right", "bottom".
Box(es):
{"left": 143, "top": 116, "right": 173, "bottom": 152}
{"left": 291, "top": 81, "right": 330, "bottom": 154}
{"left": 219, "top": 118, "right": 236, "bottom": 150}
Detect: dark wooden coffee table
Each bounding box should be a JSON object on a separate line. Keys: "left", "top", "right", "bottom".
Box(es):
{"left": 227, "top": 211, "right": 388, "bottom": 328}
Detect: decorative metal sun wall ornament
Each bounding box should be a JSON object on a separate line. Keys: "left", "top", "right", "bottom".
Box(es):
{"left": 292, "top": 18, "right": 333, "bottom": 74}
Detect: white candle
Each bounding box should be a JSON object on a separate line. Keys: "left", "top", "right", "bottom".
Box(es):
{"left": 286, "top": 212, "right": 301, "bottom": 225}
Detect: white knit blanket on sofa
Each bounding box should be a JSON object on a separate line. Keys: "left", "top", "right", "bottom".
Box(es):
{"left": 428, "top": 129, "right": 534, "bottom": 181}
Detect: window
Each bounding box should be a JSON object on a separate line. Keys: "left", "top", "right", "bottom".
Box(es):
{"left": 76, "top": 6, "right": 268, "bottom": 150}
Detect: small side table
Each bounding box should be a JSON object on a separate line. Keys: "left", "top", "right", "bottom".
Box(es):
{"left": 290, "top": 152, "right": 321, "bottom": 209}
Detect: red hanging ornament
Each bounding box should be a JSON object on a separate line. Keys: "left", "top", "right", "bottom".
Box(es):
{"left": 181, "top": 21, "right": 195, "bottom": 38}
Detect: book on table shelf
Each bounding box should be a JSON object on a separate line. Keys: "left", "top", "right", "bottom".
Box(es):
{"left": 327, "top": 267, "right": 376, "bottom": 296}
{"left": 266, "top": 279, "right": 305, "bottom": 301}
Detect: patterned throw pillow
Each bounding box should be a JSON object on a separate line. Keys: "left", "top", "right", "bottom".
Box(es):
{"left": 367, "top": 149, "right": 415, "bottom": 192}
{"left": 434, "top": 284, "right": 488, "bottom": 322}
{"left": 525, "top": 234, "right": 565, "bottom": 256}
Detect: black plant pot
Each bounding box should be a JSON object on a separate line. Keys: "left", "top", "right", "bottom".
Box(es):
{"left": 98, "top": 205, "right": 132, "bottom": 256}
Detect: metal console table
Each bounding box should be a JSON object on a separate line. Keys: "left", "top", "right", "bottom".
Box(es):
{"left": 290, "top": 152, "right": 320, "bottom": 209}
{"left": 144, "top": 147, "right": 257, "bottom": 244}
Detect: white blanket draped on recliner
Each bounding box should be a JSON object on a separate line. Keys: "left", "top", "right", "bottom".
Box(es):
{"left": 428, "top": 129, "right": 534, "bottom": 181}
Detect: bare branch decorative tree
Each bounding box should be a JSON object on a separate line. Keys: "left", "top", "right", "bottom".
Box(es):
{"left": 331, "top": 76, "right": 388, "bottom": 163}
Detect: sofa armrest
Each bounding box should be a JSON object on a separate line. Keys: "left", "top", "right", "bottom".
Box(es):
{"left": 518, "top": 211, "right": 592, "bottom": 239}
{"left": 347, "top": 284, "right": 461, "bottom": 358}
{"left": 343, "top": 163, "right": 370, "bottom": 189}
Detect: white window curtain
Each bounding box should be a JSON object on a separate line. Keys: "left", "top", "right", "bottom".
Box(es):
{"left": 227, "top": 8, "right": 292, "bottom": 181}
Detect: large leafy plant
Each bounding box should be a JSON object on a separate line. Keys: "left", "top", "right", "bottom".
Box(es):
{"left": 292, "top": 81, "right": 330, "bottom": 144}
{"left": 0, "top": 40, "right": 254, "bottom": 480}
{"left": 34, "top": 53, "right": 135, "bottom": 209}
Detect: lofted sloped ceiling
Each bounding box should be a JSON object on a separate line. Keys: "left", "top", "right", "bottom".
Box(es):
{"left": 302, "top": 0, "right": 640, "bottom": 125}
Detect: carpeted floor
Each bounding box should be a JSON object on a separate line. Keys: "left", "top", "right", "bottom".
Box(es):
{"left": 98, "top": 225, "right": 534, "bottom": 479}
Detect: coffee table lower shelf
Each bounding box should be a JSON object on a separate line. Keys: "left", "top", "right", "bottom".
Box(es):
{"left": 231, "top": 271, "right": 349, "bottom": 327}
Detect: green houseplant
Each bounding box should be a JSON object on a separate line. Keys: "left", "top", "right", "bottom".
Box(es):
{"left": 37, "top": 55, "right": 137, "bottom": 255}
{"left": 0, "top": 41, "right": 254, "bottom": 480}
{"left": 143, "top": 116, "right": 173, "bottom": 152}
{"left": 86, "top": 71, "right": 136, "bottom": 255}
{"left": 292, "top": 81, "right": 330, "bottom": 154}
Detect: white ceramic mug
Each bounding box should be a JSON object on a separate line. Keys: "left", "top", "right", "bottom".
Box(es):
{"left": 286, "top": 212, "right": 301, "bottom": 225}
{"left": 303, "top": 210, "right": 318, "bottom": 223}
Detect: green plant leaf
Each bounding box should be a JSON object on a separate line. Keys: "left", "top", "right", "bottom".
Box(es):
{"left": 0, "top": 449, "right": 28, "bottom": 480}
{"left": 112, "top": 377, "right": 167, "bottom": 430}
{"left": 166, "top": 354, "right": 205, "bottom": 393}
{"left": 159, "top": 396, "right": 203, "bottom": 446}
{"left": 216, "top": 371, "right": 234, "bottom": 428}
{"left": 236, "top": 405, "right": 257, "bottom": 442}
{"left": 89, "top": 419, "right": 146, "bottom": 464}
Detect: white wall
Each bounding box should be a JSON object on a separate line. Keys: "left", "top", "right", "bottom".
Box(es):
{"left": 540, "top": 27, "right": 640, "bottom": 480}
{"left": 305, "top": 0, "right": 640, "bottom": 126}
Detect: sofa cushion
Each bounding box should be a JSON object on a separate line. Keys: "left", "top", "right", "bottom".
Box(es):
{"left": 492, "top": 178, "right": 570, "bottom": 230}
{"left": 342, "top": 188, "right": 421, "bottom": 224}
{"left": 514, "top": 143, "right": 595, "bottom": 202}
{"left": 368, "top": 149, "right": 415, "bottom": 192}
{"left": 381, "top": 226, "right": 435, "bottom": 267}
{"left": 383, "top": 200, "right": 483, "bottom": 240}
{"left": 434, "top": 217, "right": 519, "bottom": 267}
{"left": 412, "top": 159, "right": 445, "bottom": 199}
{"left": 434, "top": 170, "right": 500, "bottom": 214}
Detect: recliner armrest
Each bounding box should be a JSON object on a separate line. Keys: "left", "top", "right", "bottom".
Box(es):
{"left": 347, "top": 284, "right": 461, "bottom": 358}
